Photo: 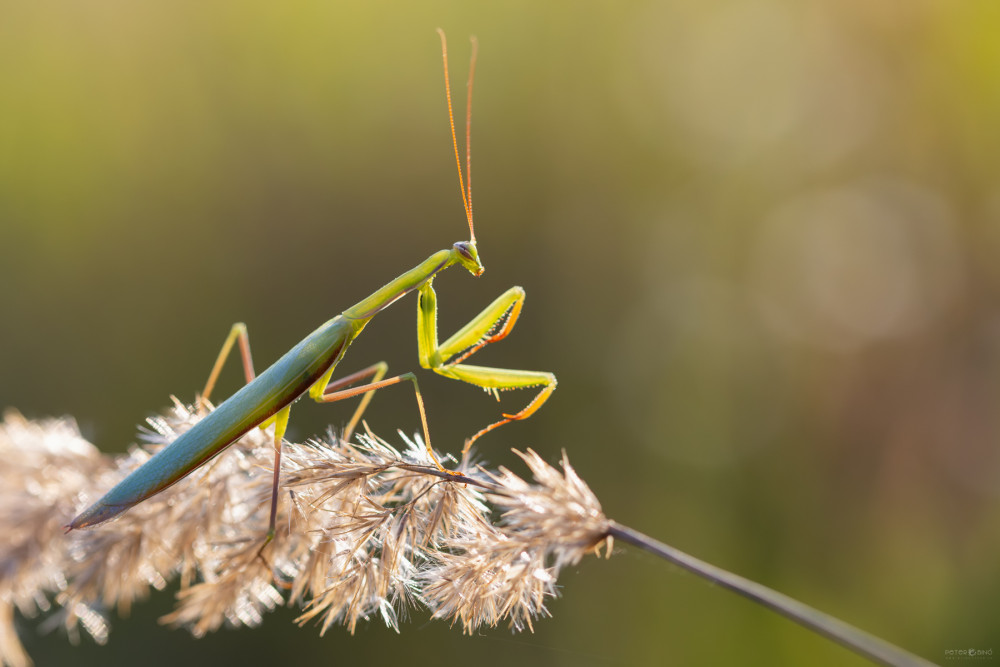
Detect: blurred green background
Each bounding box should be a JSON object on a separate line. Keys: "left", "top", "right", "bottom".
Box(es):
{"left": 2, "top": 1, "right": 998, "bottom": 665}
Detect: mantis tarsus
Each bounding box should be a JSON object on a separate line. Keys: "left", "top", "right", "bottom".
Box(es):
{"left": 68, "top": 31, "right": 556, "bottom": 534}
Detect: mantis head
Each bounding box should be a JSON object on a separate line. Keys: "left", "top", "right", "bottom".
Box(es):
{"left": 453, "top": 240, "right": 484, "bottom": 277}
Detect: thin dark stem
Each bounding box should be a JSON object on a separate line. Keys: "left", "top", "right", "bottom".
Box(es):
{"left": 395, "top": 464, "right": 490, "bottom": 489}
{"left": 607, "top": 521, "right": 935, "bottom": 667}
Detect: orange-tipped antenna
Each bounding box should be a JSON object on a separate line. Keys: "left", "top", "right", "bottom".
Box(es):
{"left": 437, "top": 29, "right": 476, "bottom": 244}
{"left": 465, "top": 36, "right": 478, "bottom": 235}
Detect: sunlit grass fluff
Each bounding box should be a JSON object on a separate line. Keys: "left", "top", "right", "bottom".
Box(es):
{"left": 0, "top": 402, "right": 608, "bottom": 666}
{"left": 0, "top": 402, "right": 933, "bottom": 667}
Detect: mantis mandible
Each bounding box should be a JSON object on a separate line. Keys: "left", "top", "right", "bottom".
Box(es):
{"left": 68, "top": 31, "right": 556, "bottom": 534}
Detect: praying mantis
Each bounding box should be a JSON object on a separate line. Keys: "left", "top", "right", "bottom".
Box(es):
{"left": 68, "top": 31, "right": 556, "bottom": 535}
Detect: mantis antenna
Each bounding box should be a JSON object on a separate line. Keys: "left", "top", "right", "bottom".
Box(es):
{"left": 437, "top": 29, "right": 478, "bottom": 244}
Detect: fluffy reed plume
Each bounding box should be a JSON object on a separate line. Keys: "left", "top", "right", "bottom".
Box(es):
{"left": 0, "top": 403, "right": 931, "bottom": 667}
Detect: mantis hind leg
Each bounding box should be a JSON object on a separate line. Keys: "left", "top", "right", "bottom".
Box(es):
{"left": 265, "top": 405, "right": 291, "bottom": 540}
{"left": 417, "top": 281, "right": 557, "bottom": 456}
{"left": 200, "top": 322, "right": 256, "bottom": 409}
{"left": 197, "top": 323, "right": 287, "bottom": 543}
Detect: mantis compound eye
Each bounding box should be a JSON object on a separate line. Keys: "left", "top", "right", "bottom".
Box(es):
{"left": 455, "top": 242, "right": 475, "bottom": 261}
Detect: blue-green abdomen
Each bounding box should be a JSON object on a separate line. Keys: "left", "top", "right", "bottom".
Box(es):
{"left": 68, "top": 316, "right": 357, "bottom": 528}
